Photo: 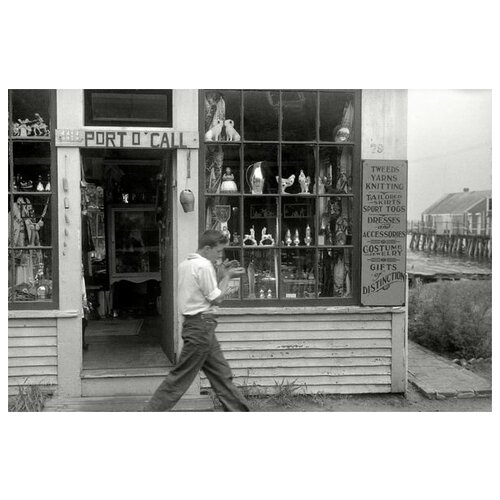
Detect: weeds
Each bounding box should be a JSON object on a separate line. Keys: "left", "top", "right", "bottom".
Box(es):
{"left": 8, "top": 385, "right": 50, "bottom": 412}
{"left": 269, "top": 379, "right": 305, "bottom": 407}
{"left": 409, "top": 279, "right": 492, "bottom": 359}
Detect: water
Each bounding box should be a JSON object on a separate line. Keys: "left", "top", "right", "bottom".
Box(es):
{"left": 406, "top": 247, "right": 492, "bottom": 276}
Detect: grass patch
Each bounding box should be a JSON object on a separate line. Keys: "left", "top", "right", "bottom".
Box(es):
{"left": 8, "top": 385, "right": 50, "bottom": 412}
{"left": 408, "top": 279, "right": 492, "bottom": 359}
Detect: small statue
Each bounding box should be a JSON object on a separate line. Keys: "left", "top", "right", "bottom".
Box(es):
{"left": 243, "top": 225, "right": 257, "bottom": 246}
{"left": 267, "top": 289, "right": 273, "bottom": 299}
{"left": 31, "top": 113, "right": 50, "bottom": 136}
{"left": 304, "top": 225, "right": 312, "bottom": 246}
{"left": 276, "top": 174, "right": 295, "bottom": 194}
{"left": 298, "top": 170, "right": 311, "bottom": 194}
{"left": 285, "top": 229, "right": 292, "bottom": 246}
{"left": 293, "top": 229, "right": 300, "bottom": 246}
{"left": 36, "top": 175, "right": 44, "bottom": 192}
{"left": 260, "top": 227, "right": 275, "bottom": 246}
{"left": 204, "top": 119, "right": 224, "bottom": 141}
{"left": 17, "top": 119, "right": 31, "bottom": 137}
{"left": 224, "top": 119, "right": 241, "bottom": 141}
{"left": 232, "top": 232, "right": 240, "bottom": 245}
{"left": 220, "top": 167, "right": 238, "bottom": 193}
{"left": 259, "top": 289, "right": 266, "bottom": 299}
{"left": 336, "top": 172, "right": 349, "bottom": 194}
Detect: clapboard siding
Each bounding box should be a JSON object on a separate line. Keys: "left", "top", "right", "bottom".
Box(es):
{"left": 8, "top": 318, "right": 58, "bottom": 395}
{"left": 202, "top": 312, "right": 402, "bottom": 394}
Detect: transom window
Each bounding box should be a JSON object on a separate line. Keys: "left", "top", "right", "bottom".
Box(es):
{"left": 201, "top": 90, "right": 360, "bottom": 304}
{"left": 84, "top": 89, "right": 173, "bottom": 127}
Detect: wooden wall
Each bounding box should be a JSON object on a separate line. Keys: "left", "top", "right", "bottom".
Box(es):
{"left": 201, "top": 308, "right": 406, "bottom": 395}
{"left": 8, "top": 318, "right": 58, "bottom": 396}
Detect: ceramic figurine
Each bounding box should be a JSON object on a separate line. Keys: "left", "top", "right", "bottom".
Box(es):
{"left": 17, "top": 119, "right": 31, "bottom": 137}
{"left": 204, "top": 119, "right": 224, "bottom": 141}
{"left": 276, "top": 174, "right": 295, "bottom": 194}
{"left": 336, "top": 172, "right": 349, "bottom": 193}
{"left": 11, "top": 122, "right": 20, "bottom": 136}
{"left": 293, "top": 229, "right": 300, "bottom": 246}
{"left": 285, "top": 229, "right": 292, "bottom": 246}
{"left": 298, "top": 170, "right": 311, "bottom": 194}
{"left": 260, "top": 227, "right": 275, "bottom": 246}
{"left": 259, "top": 289, "right": 266, "bottom": 299}
{"left": 36, "top": 175, "right": 44, "bottom": 192}
{"left": 232, "top": 232, "right": 240, "bottom": 245}
{"left": 224, "top": 119, "right": 241, "bottom": 141}
{"left": 243, "top": 226, "right": 257, "bottom": 246}
{"left": 31, "top": 113, "right": 50, "bottom": 136}
{"left": 267, "top": 289, "right": 272, "bottom": 299}
{"left": 304, "top": 224, "right": 312, "bottom": 246}
{"left": 219, "top": 167, "right": 238, "bottom": 193}
{"left": 45, "top": 175, "right": 51, "bottom": 192}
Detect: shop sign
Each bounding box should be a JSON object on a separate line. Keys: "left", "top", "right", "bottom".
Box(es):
{"left": 55, "top": 128, "right": 198, "bottom": 149}
{"left": 361, "top": 160, "right": 407, "bottom": 306}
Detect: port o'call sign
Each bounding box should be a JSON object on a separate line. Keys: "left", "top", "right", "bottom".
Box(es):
{"left": 361, "top": 160, "right": 407, "bottom": 306}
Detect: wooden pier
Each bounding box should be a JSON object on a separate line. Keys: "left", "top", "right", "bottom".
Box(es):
{"left": 408, "top": 230, "right": 492, "bottom": 261}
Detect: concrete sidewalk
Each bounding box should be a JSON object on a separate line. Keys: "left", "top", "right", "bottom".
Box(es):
{"left": 408, "top": 340, "right": 492, "bottom": 399}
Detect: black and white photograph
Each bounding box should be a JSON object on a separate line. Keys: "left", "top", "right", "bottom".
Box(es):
{"left": 2, "top": 1, "right": 497, "bottom": 500}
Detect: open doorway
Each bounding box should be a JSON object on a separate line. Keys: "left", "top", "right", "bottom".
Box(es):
{"left": 80, "top": 148, "right": 175, "bottom": 371}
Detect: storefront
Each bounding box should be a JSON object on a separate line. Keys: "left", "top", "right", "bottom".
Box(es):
{"left": 8, "top": 89, "right": 408, "bottom": 400}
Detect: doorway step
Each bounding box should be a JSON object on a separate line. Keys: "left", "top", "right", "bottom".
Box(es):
{"left": 43, "top": 394, "right": 214, "bottom": 412}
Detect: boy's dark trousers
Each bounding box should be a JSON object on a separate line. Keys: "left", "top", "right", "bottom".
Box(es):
{"left": 145, "top": 314, "right": 250, "bottom": 412}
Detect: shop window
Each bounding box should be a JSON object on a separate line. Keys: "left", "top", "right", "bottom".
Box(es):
{"left": 201, "top": 90, "right": 360, "bottom": 304}
{"left": 84, "top": 90, "right": 172, "bottom": 127}
{"left": 8, "top": 90, "right": 58, "bottom": 309}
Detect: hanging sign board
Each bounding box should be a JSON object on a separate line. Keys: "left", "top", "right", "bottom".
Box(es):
{"left": 55, "top": 128, "right": 199, "bottom": 149}
{"left": 361, "top": 160, "right": 407, "bottom": 306}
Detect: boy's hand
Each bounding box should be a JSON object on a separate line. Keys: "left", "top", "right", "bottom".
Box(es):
{"left": 227, "top": 267, "right": 245, "bottom": 278}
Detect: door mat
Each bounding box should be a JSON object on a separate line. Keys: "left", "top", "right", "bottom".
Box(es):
{"left": 85, "top": 319, "right": 144, "bottom": 337}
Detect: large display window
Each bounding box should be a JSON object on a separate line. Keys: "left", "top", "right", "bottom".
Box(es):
{"left": 8, "top": 90, "right": 58, "bottom": 308}
{"left": 201, "top": 90, "right": 360, "bottom": 304}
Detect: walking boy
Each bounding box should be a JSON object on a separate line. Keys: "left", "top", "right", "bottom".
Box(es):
{"left": 145, "top": 230, "right": 250, "bottom": 411}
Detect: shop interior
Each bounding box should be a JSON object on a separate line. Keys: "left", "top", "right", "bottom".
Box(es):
{"left": 80, "top": 149, "right": 173, "bottom": 370}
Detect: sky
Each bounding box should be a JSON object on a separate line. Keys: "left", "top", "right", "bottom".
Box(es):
{"left": 407, "top": 90, "right": 492, "bottom": 221}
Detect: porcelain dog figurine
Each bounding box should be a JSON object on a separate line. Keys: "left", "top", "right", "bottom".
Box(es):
{"left": 224, "top": 119, "right": 241, "bottom": 141}
{"left": 205, "top": 119, "right": 223, "bottom": 141}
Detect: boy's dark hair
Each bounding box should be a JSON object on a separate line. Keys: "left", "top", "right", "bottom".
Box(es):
{"left": 198, "top": 230, "right": 228, "bottom": 249}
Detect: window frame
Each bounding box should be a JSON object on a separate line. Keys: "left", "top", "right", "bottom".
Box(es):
{"left": 199, "top": 89, "right": 362, "bottom": 306}
{"left": 84, "top": 89, "right": 173, "bottom": 128}
{"left": 8, "top": 89, "right": 59, "bottom": 310}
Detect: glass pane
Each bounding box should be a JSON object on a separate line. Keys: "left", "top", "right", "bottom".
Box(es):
{"left": 8, "top": 248, "right": 53, "bottom": 302}
{"left": 242, "top": 248, "right": 278, "bottom": 299}
{"left": 10, "top": 195, "right": 52, "bottom": 247}
{"left": 242, "top": 196, "right": 278, "bottom": 247}
{"left": 281, "top": 145, "right": 316, "bottom": 195}
{"left": 205, "top": 145, "right": 240, "bottom": 193}
{"left": 243, "top": 90, "right": 279, "bottom": 141}
{"left": 282, "top": 91, "right": 316, "bottom": 141}
{"left": 219, "top": 248, "right": 242, "bottom": 300}
{"left": 320, "top": 92, "right": 355, "bottom": 142}
{"left": 281, "top": 196, "right": 316, "bottom": 247}
{"left": 204, "top": 90, "right": 241, "bottom": 142}
{"left": 114, "top": 210, "right": 159, "bottom": 274}
{"left": 319, "top": 146, "right": 353, "bottom": 194}
{"left": 243, "top": 144, "right": 278, "bottom": 194}
{"left": 280, "top": 248, "right": 316, "bottom": 299}
{"left": 10, "top": 90, "right": 51, "bottom": 137}
{"left": 205, "top": 196, "right": 241, "bottom": 246}
{"left": 317, "top": 197, "right": 353, "bottom": 246}
{"left": 87, "top": 90, "right": 172, "bottom": 125}
{"left": 12, "top": 141, "right": 51, "bottom": 193}
{"left": 318, "top": 248, "right": 352, "bottom": 298}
